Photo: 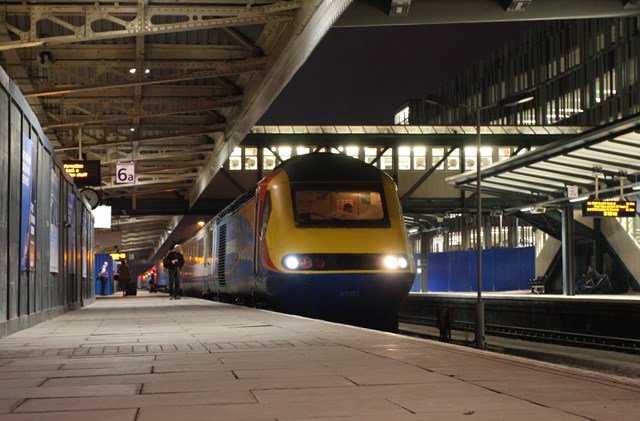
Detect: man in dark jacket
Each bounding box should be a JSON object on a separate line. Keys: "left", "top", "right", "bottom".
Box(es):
{"left": 164, "top": 244, "right": 185, "bottom": 299}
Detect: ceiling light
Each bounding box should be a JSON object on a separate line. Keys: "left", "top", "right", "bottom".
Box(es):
{"left": 570, "top": 196, "right": 589, "bottom": 202}
{"left": 129, "top": 68, "right": 136, "bottom": 74}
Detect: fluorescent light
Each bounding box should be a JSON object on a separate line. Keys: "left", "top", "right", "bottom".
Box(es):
{"left": 570, "top": 196, "right": 589, "bottom": 202}
{"left": 408, "top": 228, "right": 419, "bottom": 234}
{"left": 520, "top": 207, "right": 532, "bottom": 212}
{"left": 92, "top": 205, "right": 112, "bottom": 229}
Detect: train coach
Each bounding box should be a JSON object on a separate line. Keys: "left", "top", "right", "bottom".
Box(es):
{"left": 179, "top": 153, "right": 416, "bottom": 330}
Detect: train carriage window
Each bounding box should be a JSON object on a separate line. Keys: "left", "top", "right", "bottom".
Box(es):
{"left": 292, "top": 185, "right": 389, "bottom": 227}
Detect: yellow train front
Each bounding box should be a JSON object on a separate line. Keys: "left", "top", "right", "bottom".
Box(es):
{"left": 221, "top": 152, "right": 416, "bottom": 330}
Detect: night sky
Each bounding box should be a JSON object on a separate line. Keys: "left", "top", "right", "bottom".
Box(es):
{"left": 259, "top": 22, "right": 535, "bottom": 125}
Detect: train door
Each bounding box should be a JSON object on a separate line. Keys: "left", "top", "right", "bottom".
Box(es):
{"left": 203, "top": 223, "right": 214, "bottom": 291}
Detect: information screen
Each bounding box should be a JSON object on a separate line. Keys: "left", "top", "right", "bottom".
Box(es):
{"left": 582, "top": 200, "right": 637, "bottom": 217}
{"left": 63, "top": 160, "right": 101, "bottom": 187}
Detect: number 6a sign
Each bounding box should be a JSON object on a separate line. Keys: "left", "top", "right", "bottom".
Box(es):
{"left": 116, "top": 163, "right": 135, "bottom": 184}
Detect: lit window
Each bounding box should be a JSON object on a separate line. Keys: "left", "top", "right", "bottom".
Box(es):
{"left": 239, "top": 147, "right": 255, "bottom": 171}
{"left": 498, "top": 147, "right": 512, "bottom": 161}
{"left": 296, "top": 146, "right": 310, "bottom": 156}
{"left": 413, "top": 146, "right": 426, "bottom": 170}
{"left": 278, "top": 146, "right": 292, "bottom": 162}
{"left": 398, "top": 146, "right": 411, "bottom": 170}
{"left": 229, "top": 147, "right": 242, "bottom": 171}
{"left": 364, "top": 147, "right": 379, "bottom": 167}
{"left": 481, "top": 147, "right": 493, "bottom": 167}
{"left": 464, "top": 147, "right": 492, "bottom": 170}
{"left": 263, "top": 148, "right": 276, "bottom": 170}
{"left": 446, "top": 149, "right": 460, "bottom": 171}
{"left": 431, "top": 147, "right": 444, "bottom": 171}
{"left": 345, "top": 146, "right": 360, "bottom": 159}
{"left": 464, "top": 147, "right": 477, "bottom": 172}
{"left": 380, "top": 149, "right": 393, "bottom": 170}
{"left": 394, "top": 106, "right": 410, "bottom": 125}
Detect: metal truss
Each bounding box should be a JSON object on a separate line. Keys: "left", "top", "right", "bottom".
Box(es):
{"left": 0, "top": 1, "right": 301, "bottom": 50}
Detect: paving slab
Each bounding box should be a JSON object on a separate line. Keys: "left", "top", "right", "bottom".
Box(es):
{"left": 0, "top": 294, "right": 638, "bottom": 419}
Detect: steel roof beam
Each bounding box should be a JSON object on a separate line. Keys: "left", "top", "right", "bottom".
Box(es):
{"left": 0, "top": 2, "right": 300, "bottom": 50}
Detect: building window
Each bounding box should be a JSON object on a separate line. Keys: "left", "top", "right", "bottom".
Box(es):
{"left": 278, "top": 146, "right": 292, "bottom": 162}
{"left": 380, "top": 149, "right": 393, "bottom": 170}
{"left": 245, "top": 147, "right": 258, "bottom": 170}
{"left": 345, "top": 146, "right": 360, "bottom": 159}
{"left": 465, "top": 147, "right": 493, "bottom": 170}
{"left": 398, "top": 146, "right": 411, "bottom": 170}
{"left": 446, "top": 149, "right": 460, "bottom": 171}
{"left": 498, "top": 147, "right": 512, "bottom": 161}
{"left": 413, "top": 146, "right": 427, "bottom": 170}
{"left": 394, "top": 106, "right": 410, "bottom": 125}
{"left": 364, "top": 147, "right": 379, "bottom": 167}
{"left": 229, "top": 147, "right": 242, "bottom": 171}
{"left": 263, "top": 148, "right": 277, "bottom": 170}
{"left": 296, "top": 146, "right": 311, "bottom": 156}
{"left": 431, "top": 148, "right": 445, "bottom": 171}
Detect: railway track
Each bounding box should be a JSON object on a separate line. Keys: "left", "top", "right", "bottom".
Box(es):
{"left": 398, "top": 315, "right": 640, "bottom": 355}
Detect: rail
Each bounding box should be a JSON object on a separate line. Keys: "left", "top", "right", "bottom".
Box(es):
{"left": 399, "top": 315, "right": 640, "bottom": 355}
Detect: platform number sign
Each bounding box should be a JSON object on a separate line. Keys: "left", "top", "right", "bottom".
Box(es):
{"left": 116, "top": 163, "right": 135, "bottom": 184}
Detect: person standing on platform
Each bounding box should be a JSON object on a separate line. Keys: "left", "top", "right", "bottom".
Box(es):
{"left": 148, "top": 270, "right": 157, "bottom": 293}
{"left": 117, "top": 259, "right": 132, "bottom": 298}
{"left": 164, "top": 244, "right": 185, "bottom": 300}
{"left": 97, "top": 262, "right": 109, "bottom": 295}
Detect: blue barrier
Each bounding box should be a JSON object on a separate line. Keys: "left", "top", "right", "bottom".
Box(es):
{"left": 426, "top": 247, "right": 535, "bottom": 292}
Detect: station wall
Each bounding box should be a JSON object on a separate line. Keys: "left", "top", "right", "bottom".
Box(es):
{"left": 0, "top": 66, "right": 94, "bottom": 338}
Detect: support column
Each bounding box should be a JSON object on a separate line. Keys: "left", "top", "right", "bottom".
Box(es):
{"left": 594, "top": 218, "right": 603, "bottom": 272}
{"left": 420, "top": 232, "right": 429, "bottom": 292}
{"left": 561, "top": 205, "right": 576, "bottom": 295}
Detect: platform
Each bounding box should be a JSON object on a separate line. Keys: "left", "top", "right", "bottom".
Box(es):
{"left": 0, "top": 292, "right": 639, "bottom": 420}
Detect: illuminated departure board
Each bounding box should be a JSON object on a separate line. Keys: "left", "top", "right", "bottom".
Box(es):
{"left": 62, "top": 160, "right": 101, "bottom": 187}
{"left": 582, "top": 200, "right": 637, "bottom": 217}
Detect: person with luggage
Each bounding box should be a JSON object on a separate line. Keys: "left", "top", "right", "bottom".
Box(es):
{"left": 117, "top": 259, "right": 132, "bottom": 297}
{"left": 164, "top": 244, "right": 185, "bottom": 299}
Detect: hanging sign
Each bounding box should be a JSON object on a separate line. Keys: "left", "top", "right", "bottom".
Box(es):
{"left": 62, "top": 160, "right": 101, "bottom": 187}
{"left": 116, "top": 163, "right": 135, "bottom": 184}
{"left": 567, "top": 185, "right": 579, "bottom": 199}
{"left": 582, "top": 200, "right": 636, "bottom": 217}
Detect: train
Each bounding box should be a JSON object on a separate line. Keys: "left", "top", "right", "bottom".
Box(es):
{"left": 171, "top": 152, "right": 416, "bottom": 330}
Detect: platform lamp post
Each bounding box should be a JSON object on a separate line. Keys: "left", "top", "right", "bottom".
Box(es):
{"left": 424, "top": 92, "right": 534, "bottom": 349}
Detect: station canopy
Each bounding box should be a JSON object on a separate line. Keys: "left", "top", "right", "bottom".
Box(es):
{"left": 446, "top": 112, "right": 640, "bottom": 212}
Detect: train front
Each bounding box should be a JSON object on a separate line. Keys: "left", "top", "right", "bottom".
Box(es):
{"left": 257, "top": 154, "right": 416, "bottom": 330}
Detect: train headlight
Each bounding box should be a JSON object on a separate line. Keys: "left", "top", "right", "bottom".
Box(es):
{"left": 383, "top": 255, "right": 409, "bottom": 270}
{"left": 284, "top": 256, "right": 300, "bottom": 270}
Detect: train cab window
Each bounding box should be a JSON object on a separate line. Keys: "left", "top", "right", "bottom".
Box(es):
{"left": 293, "top": 186, "right": 389, "bottom": 227}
